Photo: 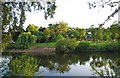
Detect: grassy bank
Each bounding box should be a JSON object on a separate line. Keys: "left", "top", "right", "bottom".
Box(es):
{"left": 55, "top": 39, "right": 120, "bottom": 53}
{"left": 5, "top": 40, "right": 119, "bottom": 53}
{"left": 32, "top": 43, "right": 56, "bottom": 48}
{"left": 78, "top": 41, "right": 120, "bottom": 52}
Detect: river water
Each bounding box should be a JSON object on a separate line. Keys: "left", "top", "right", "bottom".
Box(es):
{"left": 0, "top": 52, "right": 120, "bottom": 77}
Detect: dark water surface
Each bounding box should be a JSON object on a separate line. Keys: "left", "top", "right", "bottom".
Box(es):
{"left": 0, "top": 52, "right": 120, "bottom": 77}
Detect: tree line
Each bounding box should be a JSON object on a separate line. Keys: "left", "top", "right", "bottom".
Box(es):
{"left": 20, "top": 21, "right": 120, "bottom": 43}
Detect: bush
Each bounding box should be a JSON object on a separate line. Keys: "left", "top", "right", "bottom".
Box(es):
{"left": 15, "top": 32, "right": 37, "bottom": 49}
{"left": 75, "top": 41, "right": 90, "bottom": 52}
{"left": 97, "top": 42, "right": 120, "bottom": 52}
{"left": 55, "top": 38, "right": 78, "bottom": 53}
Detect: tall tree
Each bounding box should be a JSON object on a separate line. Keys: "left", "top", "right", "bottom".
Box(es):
{"left": 109, "top": 23, "right": 119, "bottom": 41}
{"left": 97, "top": 26, "right": 104, "bottom": 43}
{"left": 48, "top": 21, "right": 68, "bottom": 42}
{"left": 26, "top": 24, "right": 39, "bottom": 35}
{"left": 1, "top": 1, "right": 56, "bottom": 51}
{"left": 43, "top": 28, "right": 50, "bottom": 42}
{"left": 90, "top": 25, "right": 98, "bottom": 42}
{"left": 76, "top": 28, "right": 86, "bottom": 41}
{"left": 2, "top": 1, "right": 56, "bottom": 32}
{"left": 103, "top": 28, "right": 111, "bottom": 41}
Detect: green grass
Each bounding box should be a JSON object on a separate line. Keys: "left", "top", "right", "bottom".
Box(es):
{"left": 32, "top": 43, "right": 56, "bottom": 48}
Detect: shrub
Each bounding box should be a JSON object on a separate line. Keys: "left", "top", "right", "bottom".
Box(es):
{"left": 15, "top": 32, "right": 37, "bottom": 49}
{"left": 97, "top": 42, "right": 120, "bottom": 52}
{"left": 75, "top": 41, "right": 90, "bottom": 52}
{"left": 55, "top": 38, "right": 78, "bottom": 53}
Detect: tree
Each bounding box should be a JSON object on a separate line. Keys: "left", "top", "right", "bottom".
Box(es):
{"left": 63, "top": 28, "right": 73, "bottom": 39}
{"left": 48, "top": 21, "right": 69, "bottom": 42}
{"left": 2, "top": 1, "right": 56, "bottom": 32}
{"left": 15, "top": 32, "right": 37, "bottom": 49}
{"left": 76, "top": 28, "right": 86, "bottom": 41}
{"left": 26, "top": 24, "right": 39, "bottom": 36}
{"left": 58, "top": 21, "right": 69, "bottom": 35}
{"left": 90, "top": 25, "right": 104, "bottom": 43}
{"left": 103, "top": 28, "right": 111, "bottom": 41}
{"left": 109, "top": 23, "right": 119, "bottom": 41}
{"left": 96, "top": 26, "right": 104, "bottom": 43}
{"left": 90, "top": 25, "right": 98, "bottom": 42}
{"left": 48, "top": 23, "right": 59, "bottom": 42}
{"left": 1, "top": 1, "right": 57, "bottom": 51}
{"left": 43, "top": 28, "right": 50, "bottom": 42}
{"left": 56, "top": 34, "right": 65, "bottom": 41}
{"left": 88, "top": 0, "right": 120, "bottom": 26}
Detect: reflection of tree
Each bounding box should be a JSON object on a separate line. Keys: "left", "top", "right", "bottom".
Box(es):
{"left": 38, "top": 54, "right": 71, "bottom": 73}
{"left": 9, "top": 54, "right": 39, "bottom": 76}
{"left": 56, "top": 64, "right": 70, "bottom": 73}
{"left": 8, "top": 52, "right": 120, "bottom": 76}
{"left": 38, "top": 53, "right": 90, "bottom": 74}
{"left": 90, "top": 56, "right": 120, "bottom": 77}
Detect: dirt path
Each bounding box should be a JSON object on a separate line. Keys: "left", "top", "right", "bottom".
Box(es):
{"left": 5, "top": 47, "right": 56, "bottom": 55}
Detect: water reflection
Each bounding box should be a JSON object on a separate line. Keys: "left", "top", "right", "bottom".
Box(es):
{"left": 2, "top": 53, "right": 39, "bottom": 76}
{"left": 90, "top": 54, "right": 120, "bottom": 77}
{"left": 1, "top": 52, "right": 120, "bottom": 77}
{"left": 0, "top": 56, "right": 12, "bottom": 77}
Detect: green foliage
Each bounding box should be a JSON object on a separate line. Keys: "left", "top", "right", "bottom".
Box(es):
{"left": 56, "top": 34, "right": 65, "bottom": 41}
{"left": 2, "top": 33, "right": 12, "bottom": 52}
{"left": 36, "top": 31, "right": 43, "bottom": 43}
{"left": 43, "top": 28, "right": 50, "bottom": 42}
{"left": 9, "top": 54, "right": 39, "bottom": 76}
{"left": 26, "top": 24, "right": 39, "bottom": 35}
{"left": 75, "top": 41, "right": 90, "bottom": 52}
{"left": 76, "top": 28, "right": 86, "bottom": 40}
{"left": 103, "top": 29, "right": 111, "bottom": 41}
{"left": 26, "top": 24, "right": 42, "bottom": 43}
{"left": 55, "top": 39, "right": 78, "bottom": 53}
{"left": 48, "top": 21, "right": 69, "bottom": 42}
{"left": 15, "top": 32, "right": 37, "bottom": 49}
{"left": 109, "top": 24, "right": 119, "bottom": 40}
{"left": 2, "top": 1, "right": 56, "bottom": 51}
{"left": 96, "top": 42, "right": 120, "bottom": 52}
{"left": 90, "top": 25, "right": 104, "bottom": 42}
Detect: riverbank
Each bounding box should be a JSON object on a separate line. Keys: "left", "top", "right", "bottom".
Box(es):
{"left": 5, "top": 47, "right": 55, "bottom": 55}
{"left": 3, "top": 41, "right": 120, "bottom": 55}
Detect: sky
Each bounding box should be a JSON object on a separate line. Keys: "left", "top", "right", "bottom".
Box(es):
{"left": 24, "top": 0, "right": 118, "bottom": 29}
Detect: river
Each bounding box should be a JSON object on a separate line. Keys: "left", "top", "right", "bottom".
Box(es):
{"left": 0, "top": 52, "right": 120, "bottom": 77}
